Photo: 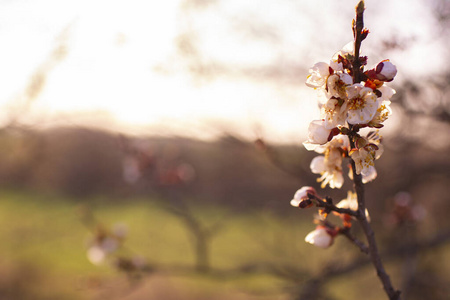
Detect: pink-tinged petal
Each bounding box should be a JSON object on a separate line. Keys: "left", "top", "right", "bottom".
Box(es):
{"left": 376, "top": 61, "right": 397, "bottom": 81}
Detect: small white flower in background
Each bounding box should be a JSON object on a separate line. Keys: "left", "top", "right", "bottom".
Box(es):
{"left": 305, "top": 227, "right": 334, "bottom": 248}
{"left": 303, "top": 120, "right": 332, "bottom": 150}
{"left": 290, "top": 186, "right": 316, "bottom": 207}
{"left": 87, "top": 245, "right": 107, "bottom": 265}
{"left": 346, "top": 84, "right": 379, "bottom": 125}
{"left": 86, "top": 223, "right": 128, "bottom": 266}
{"left": 86, "top": 236, "right": 120, "bottom": 265}
{"left": 306, "top": 62, "right": 330, "bottom": 88}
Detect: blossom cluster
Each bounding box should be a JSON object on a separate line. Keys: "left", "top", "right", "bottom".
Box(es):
{"left": 304, "top": 43, "right": 396, "bottom": 188}
{"left": 292, "top": 39, "right": 397, "bottom": 248}
{"left": 291, "top": 187, "right": 368, "bottom": 248}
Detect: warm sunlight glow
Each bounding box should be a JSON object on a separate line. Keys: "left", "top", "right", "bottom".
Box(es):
{"left": 0, "top": 0, "right": 444, "bottom": 142}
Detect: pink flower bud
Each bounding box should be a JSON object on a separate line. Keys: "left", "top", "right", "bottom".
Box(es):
{"left": 375, "top": 60, "right": 397, "bottom": 81}
{"left": 290, "top": 186, "right": 316, "bottom": 207}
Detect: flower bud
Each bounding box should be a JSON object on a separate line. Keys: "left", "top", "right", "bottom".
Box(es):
{"left": 305, "top": 227, "right": 334, "bottom": 248}
{"left": 290, "top": 186, "right": 316, "bottom": 207}
{"left": 303, "top": 120, "right": 332, "bottom": 151}
{"left": 375, "top": 60, "right": 397, "bottom": 81}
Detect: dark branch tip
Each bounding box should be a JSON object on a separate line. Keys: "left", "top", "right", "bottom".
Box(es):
{"left": 356, "top": 1, "right": 365, "bottom": 14}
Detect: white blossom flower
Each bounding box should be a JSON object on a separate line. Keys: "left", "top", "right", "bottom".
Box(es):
{"left": 305, "top": 227, "right": 334, "bottom": 248}
{"left": 303, "top": 120, "right": 332, "bottom": 151}
{"left": 321, "top": 97, "right": 348, "bottom": 129}
{"left": 306, "top": 62, "right": 330, "bottom": 88}
{"left": 310, "top": 136, "right": 348, "bottom": 188}
{"left": 326, "top": 73, "right": 353, "bottom": 99}
{"left": 346, "top": 84, "right": 379, "bottom": 124}
{"left": 369, "top": 100, "right": 392, "bottom": 127}
{"left": 87, "top": 246, "right": 107, "bottom": 265}
{"left": 336, "top": 191, "right": 370, "bottom": 221}
{"left": 311, "top": 149, "right": 344, "bottom": 189}
{"left": 332, "top": 41, "right": 354, "bottom": 62}
{"left": 350, "top": 144, "right": 377, "bottom": 181}
{"left": 377, "top": 84, "right": 396, "bottom": 101}
{"left": 349, "top": 132, "right": 383, "bottom": 183}
{"left": 290, "top": 186, "right": 316, "bottom": 207}
{"left": 367, "top": 84, "right": 395, "bottom": 127}
{"left": 330, "top": 60, "right": 343, "bottom": 72}
{"left": 361, "top": 165, "right": 377, "bottom": 183}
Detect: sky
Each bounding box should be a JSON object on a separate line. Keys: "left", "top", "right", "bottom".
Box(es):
{"left": 0, "top": 0, "right": 446, "bottom": 143}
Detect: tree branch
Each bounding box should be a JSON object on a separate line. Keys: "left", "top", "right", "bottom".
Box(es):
{"left": 297, "top": 229, "right": 450, "bottom": 300}
{"left": 351, "top": 2, "right": 401, "bottom": 299}
{"left": 307, "top": 194, "right": 359, "bottom": 217}
{"left": 340, "top": 227, "right": 369, "bottom": 254}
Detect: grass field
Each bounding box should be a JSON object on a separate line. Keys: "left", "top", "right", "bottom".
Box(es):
{"left": 0, "top": 190, "right": 309, "bottom": 300}
{"left": 1, "top": 189, "right": 449, "bottom": 300}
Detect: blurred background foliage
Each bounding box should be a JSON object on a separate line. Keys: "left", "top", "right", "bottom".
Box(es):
{"left": 1, "top": 0, "right": 450, "bottom": 299}
{"left": 0, "top": 122, "right": 449, "bottom": 300}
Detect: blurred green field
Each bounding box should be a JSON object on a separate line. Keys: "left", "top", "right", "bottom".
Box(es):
{"left": 2, "top": 189, "right": 449, "bottom": 300}
{"left": 0, "top": 189, "right": 309, "bottom": 300}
